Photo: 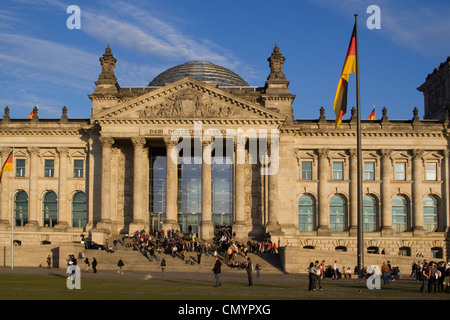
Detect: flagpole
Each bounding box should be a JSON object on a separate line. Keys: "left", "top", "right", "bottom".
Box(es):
{"left": 354, "top": 14, "right": 364, "bottom": 272}
{"left": 11, "top": 147, "right": 15, "bottom": 269}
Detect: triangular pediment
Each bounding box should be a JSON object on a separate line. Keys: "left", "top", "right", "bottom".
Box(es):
{"left": 92, "top": 78, "right": 285, "bottom": 124}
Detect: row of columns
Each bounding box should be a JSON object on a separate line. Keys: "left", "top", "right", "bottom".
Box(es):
{"left": 317, "top": 148, "right": 441, "bottom": 235}
{"left": 98, "top": 136, "right": 280, "bottom": 239}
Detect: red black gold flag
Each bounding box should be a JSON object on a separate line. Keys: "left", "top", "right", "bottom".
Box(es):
{"left": 0, "top": 151, "right": 13, "bottom": 183}
{"left": 368, "top": 107, "right": 375, "bottom": 120}
{"left": 334, "top": 24, "right": 357, "bottom": 129}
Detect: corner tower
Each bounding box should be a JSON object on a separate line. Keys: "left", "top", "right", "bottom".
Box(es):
{"left": 263, "top": 44, "right": 296, "bottom": 121}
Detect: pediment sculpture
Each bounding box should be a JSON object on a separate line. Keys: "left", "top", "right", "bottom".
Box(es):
{"left": 137, "top": 88, "right": 240, "bottom": 119}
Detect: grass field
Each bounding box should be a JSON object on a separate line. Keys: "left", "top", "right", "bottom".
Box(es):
{"left": 0, "top": 267, "right": 448, "bottom": 302}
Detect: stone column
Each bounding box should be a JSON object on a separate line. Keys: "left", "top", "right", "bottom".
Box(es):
{"left": 130, "top": 137, "right": 147, "bottom": 232}
{"left": 380, "top": 149, "right": 393, "bottom": 235}
{"left": 86, "top": 134, "right": 97, "bottom": 231}
{"left": 201, "top": 140, "right": 213, "bottom": 239}
{"left": 349, "top": 149, "right": 358, "bottom": 234}
{"left": 233, "top": 138, "right": 247, "bottom": 237}
{"left": 56, "top": 147, "right": 70, "bottom": 229}
{"left": 412, "top": 149, "right": 425, "bottom": 234}
{"left": 27, "top": 147, "right": 40, "bottom": 229}
{"left": 163, "top": 137, "right": 179, "bottom": 231}
{"left": 98, "top": 137, "right": 114, "bottom": 231}
{"left": 317, "top": 148, "right": 331, "bottom": 235}
{"left": 265, "top": 139, "right": 283, "bottom": 236}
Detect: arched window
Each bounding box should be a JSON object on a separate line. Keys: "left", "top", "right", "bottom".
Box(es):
{"left": 392, "top": 195, "right": 408, "bottom": 232}
{"left": 72, "top": 192, "right": 88, "bottom": 228}
{"left": 298, "top": 194, "right": 315, "bottom": 231}
{"left": 330, "top": 195, "right": 346, "bottom": 231}
{"left": 14, "top": 190, "right": 28, "bottom": 227}
{"left": 43, "top": 191, "right": 57, "bottom": 227}
{"left": 423, "top": 195, "right": 438, "bottom": 232}
{"left": 363, "top": 195, "right": 377, "bottom": 232}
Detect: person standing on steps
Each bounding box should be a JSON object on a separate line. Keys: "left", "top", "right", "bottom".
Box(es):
{"left": 92, "top": 257, "right": 97, "bottom": 273}
{"left": 246, "top": 257, "right": 253, "bottom": 286}
{"left": 117, "top": 257, "right": 124, "bottom": 274}
{"left": 212, "top": 256, "right": 222, "bottom": 287}
{"left": 256, "top": 263, "right": 262, "bottom": 278}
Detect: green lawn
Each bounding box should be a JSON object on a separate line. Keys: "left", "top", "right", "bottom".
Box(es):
{"left": 0, "top": 268, "right": 448, "bottom": 301}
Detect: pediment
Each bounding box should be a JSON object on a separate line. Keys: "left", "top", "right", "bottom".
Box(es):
{"left": 92, "top": 78, "right": 285, "bottom": 124}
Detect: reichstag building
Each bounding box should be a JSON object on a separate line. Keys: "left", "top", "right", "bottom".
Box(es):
{"left": 0, "top": 45, "right": 449, "bottom": 269}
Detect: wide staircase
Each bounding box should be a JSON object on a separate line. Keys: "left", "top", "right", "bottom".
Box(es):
{"left": 80, "top": 234, "right": 285, "bottom": 274}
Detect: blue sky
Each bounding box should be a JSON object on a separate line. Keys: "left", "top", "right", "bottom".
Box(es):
{"left": 0, "top": 0, "right": 449, "bottom": 121}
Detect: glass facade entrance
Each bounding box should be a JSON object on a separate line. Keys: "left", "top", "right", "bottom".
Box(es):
{"left": 178, "top": 157, "right": 202, "bottom": 233}
{"left": 149, "top": 151, "right": 166, "bottom": 232}
{"left": 148, "top": 149, "right": 234, "bottom": 234}
{"left": 212, "top": 157, "right": 233, "bottom": 226}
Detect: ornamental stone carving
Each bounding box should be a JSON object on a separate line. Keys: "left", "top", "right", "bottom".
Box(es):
{"left": 131, "top": 137, "right": 146, "bottom": 148}
{"left": 137, "top": 88, "right": 240, "bottom": 118}
{"left": 99, "top": 137, "right": 114, "bottom": 148}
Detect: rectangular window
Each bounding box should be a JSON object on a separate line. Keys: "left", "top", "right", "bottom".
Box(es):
{"left": 426, "top": 162, "right": 437, "bottom": 181}
{"left": 394, "top": 162, "right": 406, "bottom": 181}
{"left": 16, "top": 159, "right": 25, "bottom": 177}
{"left": 44, "top": 159, "right": 54, "bottom": 177}
{"left": 301, "top": 161, "right": 312, "bottom": 180}
{"left": 73, "top": 159, "right": 84, "bottom": 178}
{"left": 332, "top": 161, "right": 344, "bottom": 180}
{"left": 364, "top": 162, "right": 375, "bottom": 180}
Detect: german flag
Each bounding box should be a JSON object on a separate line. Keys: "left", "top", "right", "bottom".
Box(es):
{"left": 368, "top": 107, "right": 375, "bottom": 120}
{"left": 334, "top": 24, "right": 357, "bottom": 129}
{"left": 28, "top": 105, "right": 38, "bottom": 119}
{"left": 0, "top": 151, "right": 13, "bottom": 183}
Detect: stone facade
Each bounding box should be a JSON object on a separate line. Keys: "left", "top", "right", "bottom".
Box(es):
{"left": 0, "top": 46, "right": 449, "bottom": 268}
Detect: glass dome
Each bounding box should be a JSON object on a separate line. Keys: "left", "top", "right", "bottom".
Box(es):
{"left": 148, "top": 60, "right": 249, "bottom": 87}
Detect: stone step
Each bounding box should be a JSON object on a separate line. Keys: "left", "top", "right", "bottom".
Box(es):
{"left": 80, "top": 245, "right": 283, "bottom": 274}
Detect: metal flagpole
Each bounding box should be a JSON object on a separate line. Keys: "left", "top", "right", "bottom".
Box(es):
{"left": 354, "top": 14, "right": 364, "bottom": 272}
{"left": 11, "top": 147, "right": 15, "bottom": 269}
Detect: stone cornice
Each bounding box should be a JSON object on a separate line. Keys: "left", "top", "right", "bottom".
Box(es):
{"left": 279, "top": 128, "right": 445, "bottom": 138}
{"left": 0, "top": 129, "right": 82, "bottom": 136}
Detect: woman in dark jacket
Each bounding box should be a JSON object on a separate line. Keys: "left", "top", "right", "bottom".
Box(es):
{"left": 307, "top": 262, "right": 316, "bottom": 291}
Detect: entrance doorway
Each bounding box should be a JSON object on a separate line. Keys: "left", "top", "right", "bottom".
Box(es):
{"left": 178, "top": 213, "right": 200, "bottom": 234}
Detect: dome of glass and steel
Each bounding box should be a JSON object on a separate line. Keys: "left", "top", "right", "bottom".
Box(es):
{"left": 148, "top": 60, "right": 249, "bottom": 87}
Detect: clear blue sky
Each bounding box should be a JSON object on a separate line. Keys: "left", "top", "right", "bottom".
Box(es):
{"left": 0, "top": 0, "right": 449, "bottom": 121}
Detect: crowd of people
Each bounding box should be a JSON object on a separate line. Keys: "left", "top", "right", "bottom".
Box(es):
{"left": 305, "top": 258, "right": 450, "bottom": 294}
{"left": 119, "top": 228, "right": 214, "bottom": 264}
{"left": 411, "top": 260, "right": 450, "bottom": 293}
{"left": 306, "top": 259, "right": 404, "bottom": 291}
{"left": 90, "top": 226, "right": 278, "bottom": 273}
